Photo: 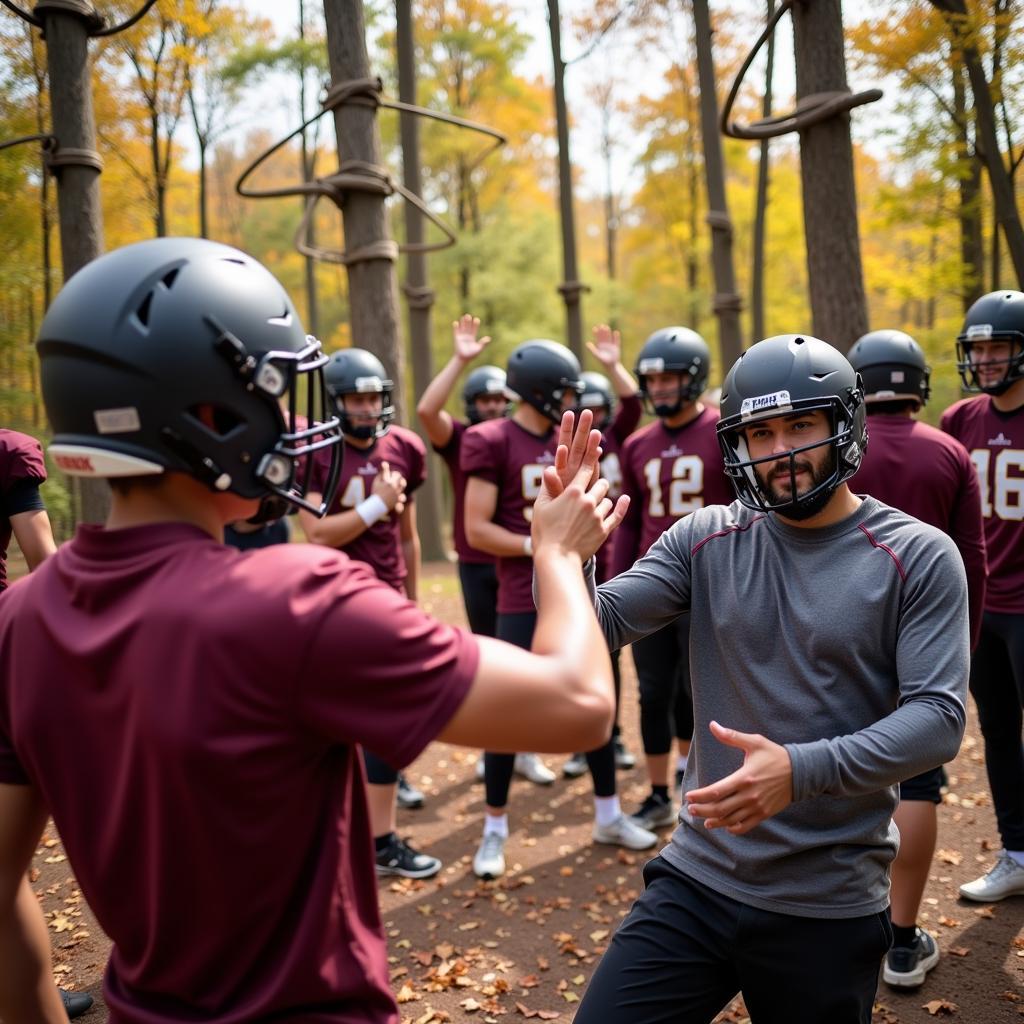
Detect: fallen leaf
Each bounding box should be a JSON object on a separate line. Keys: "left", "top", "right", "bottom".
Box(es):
{"left": 922, "top": 999, "right": 958, "bottom": 1016}
{"left": 936, "top": 849, "right": 962, "bottom": 866}
{"left": 948, "top": 946, "right": 970, "bottom": 957}
{"left": 396, "top": 983, "right": 419, "bottom": 1003}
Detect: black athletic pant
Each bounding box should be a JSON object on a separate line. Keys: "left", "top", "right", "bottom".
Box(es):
{"left": 458, "top": 560, "right": 499, "bottom": 638}
{"left": 631, "top": 612, "right": 694, "bottom": 755}
{"left": 575, "top": 857, "right": 890, "bottom": 1024}
{"left": 363, "top": 749, "right": 398, "bottom": 786}
{"left": 484, "top": 611, "right": 616, "bottom": 807}
{"left": 970, "top": 610, "right": 1024, "bottom": 851}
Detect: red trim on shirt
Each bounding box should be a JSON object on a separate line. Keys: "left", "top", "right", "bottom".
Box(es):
{"left": 858, "top": 523, "right": 908, "bottom": 583}
{"left": 691, "top": 515, "right": 767, "bottom": 556}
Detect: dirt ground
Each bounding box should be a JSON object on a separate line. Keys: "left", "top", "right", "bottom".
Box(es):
{"left": 26, "top": 561, "right": 1024, "bottom": 1022}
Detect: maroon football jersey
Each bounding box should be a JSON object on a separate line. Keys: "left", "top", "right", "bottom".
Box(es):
{"left": 461, "top": 417, "right": 557, "bottom": 614}
{"left": 0, "top": 430, "right": 47, "bottom": 591}
{"left": 854, "top": 414, "right": 987, "bottom": 645}
{"left": 433, "top": 419, "right": 496, "bottom": 566}
{"left": 312, "top": 424, "right": 426, "bottom": 592}
{"left": 942, "top": 395, "right": 1024, "bottom": 613}
{"left": 0, "top": 523, "right": 477, "bottom": 1023}
{"left": 611, "top": 407, "right": 732, "bottom": 578}
{"left": 595, "top": 395, "right": 642, "bottom": 583}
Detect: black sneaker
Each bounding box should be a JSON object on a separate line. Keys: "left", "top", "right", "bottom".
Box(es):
{"left": 629, "top": 792, "right": 677, "bottom": 829}
{"left": 882, "top": 928, "right": 939, "bottom": 988}
{"left": 61, "top": 989, "right": 94, "bottom": 1019}
{"left": 396, "top": 773, "right": 425, "bottom": 809}
{"left": 375, "top": 835, "right": 442, "bottom": 879}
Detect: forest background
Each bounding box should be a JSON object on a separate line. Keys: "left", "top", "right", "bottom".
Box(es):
{"left": 1, "top": 0, "right": 1021, "bottom": 539}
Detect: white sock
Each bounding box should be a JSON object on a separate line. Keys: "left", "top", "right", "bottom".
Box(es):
{"left": 676, "top": 754, "right": 688, "bottom": 773}
{"left": 483, "top": 814, "right": 509, "bottom": 839}
{"left": 593, "top": 795, "right": 621, "bottom": 828}
{"left": 1005, "top": 849, "right": 1024, "bottom": 867}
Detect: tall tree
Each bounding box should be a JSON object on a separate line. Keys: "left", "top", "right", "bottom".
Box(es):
{"left": 750, "top": 0, "right": 775, "bottom": 344}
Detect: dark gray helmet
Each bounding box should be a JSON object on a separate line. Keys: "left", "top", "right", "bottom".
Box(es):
{"left": 38, "top": 237, "right": 342, "bottom": 517}
{"left": 717, "top": 335, "right": 866, "bottom": 519}
{"left": 462, "top": 365, "right": 510, "bottom": 424}
{"left": 506, "top": 340, "right": 584, "bottom": 424}
{"left": 955, "top": 289, "right": 1024, "bottom": 395}
{"left": 324, "top": 348, "right": 395, "bottom": 440}
{"left": 848, "top": 329, "right": 931, "bottom": 407}
{"left": 578, "top": 371, "right": 616, "bottom": 427}
{"left": 635, "top": 326, "right": 710, "bottom": 417}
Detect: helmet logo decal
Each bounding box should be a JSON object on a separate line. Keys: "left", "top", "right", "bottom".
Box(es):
{"left": 966, "top": 323, "right": 993, "bottom": 339}
{"left": 890, "top": 370, "right": 905, "bottom": 382}
{"left": 353, "top": 376, "right": 384, "bottom": 393}
{"left": 739, "top": 389, "right": 792, "bottom": 419}
{"left": 94, "top": 407, "right": 142, "bottom": 434}
{"left": 638, "top": 357, "right": 666, "bottom": 373}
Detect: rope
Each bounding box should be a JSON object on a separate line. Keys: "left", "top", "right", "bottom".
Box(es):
{"left": 47, "top": 145, "right": 103, "bottom": 172}
{"left": 0, "top": 132, "right": 55, "bottom": 154}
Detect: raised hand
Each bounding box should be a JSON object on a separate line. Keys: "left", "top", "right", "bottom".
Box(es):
{"left": 586, "top": 323, "right": 622, "bottom": 369}
{"left": 684, "top": 721, "right": 794, "bottom": 835}
{"left": 372, "top": 460, "right": 408, "bottom": 515}
{"left": 453, "top": 314, "right": 492, "bottom": 363}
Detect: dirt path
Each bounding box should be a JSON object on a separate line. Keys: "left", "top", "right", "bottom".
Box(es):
{"left": 29, "top": 563, "right": 1024, "bottom": 1022}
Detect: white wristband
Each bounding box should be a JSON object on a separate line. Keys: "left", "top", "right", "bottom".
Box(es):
{"left": 356, "top": 494, "right": 390, "bottom": 527}
{"left": 522, "top": 535, "right": 533, "bottom": 557}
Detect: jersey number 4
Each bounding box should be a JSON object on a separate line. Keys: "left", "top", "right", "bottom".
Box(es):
{"left": 971, "top": 449, "right": 1024, "bottom": 521}
{"left": 644, "top": 455, "right": 704, "bottom": 517}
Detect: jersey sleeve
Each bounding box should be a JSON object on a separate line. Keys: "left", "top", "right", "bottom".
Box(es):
{"left": 1, "top": 478, "right": 47, "bottom": 518}
{"left": 295, "top": 562, "right": 479, "bottom": 767}
{"left": 0, "top": 434, "right": 46, "bottom": 494}
{"left": 403, "top": 431, "right": 428, "bottom": 496}
{"left": 0, "top": 728, "right": 30, "bottom": 785}
{"left": 610, "top": 438, "right": 642, "bottom": 577}
{"left": 460, "top": 424, "right": 500, "bottom": 485}
{"left": 611, "top": 395, "right": 643, "bottom": 445}
{"left": 950, "top": 447, "right": 988, "bottom": 650}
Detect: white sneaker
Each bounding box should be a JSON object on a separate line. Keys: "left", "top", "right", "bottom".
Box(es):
{"left": 473, "top": 832, "right": 507, "bottom": 879}
{"left": 562, "top": 752, "right": 588, "bottom": 778}
{"left": 475, "top": 755, "right": 486, "bottom": 781}
{"left": 514, "top": 753, "right": 555, "bottom": 785}
{"left": 592, "top": 813, "right": 658, "bottom": 850}
{"left": 958, "top": 852, "right": 1024, "bottom": 902}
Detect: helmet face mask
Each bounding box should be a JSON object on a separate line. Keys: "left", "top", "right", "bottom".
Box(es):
{"left": 635, "top": 327, "right": 710, "bottom": 419}
{"left": 324, "top": 349, "right": 395, "bottom": 440}
{"left": 506, "top": 340, "right": 584, "bottom": 425}
{"left": 955, "top": 290, "right": 1024, "bottom": 395}
{"left": 848, "top": 329, "right": 931, "bottom": 409}
{"left": 462, "top": 365, "right": 510, "bottom": 424}
{"left": 38, "top": 238, "right": 342, "bottom": 516}
{"left": 716, "top": 335, "right": 867, "bottom": 519}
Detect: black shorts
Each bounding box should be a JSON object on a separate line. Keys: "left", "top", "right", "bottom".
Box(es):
{"left": 898, "top": 765, "right": 946, "bottom": 804}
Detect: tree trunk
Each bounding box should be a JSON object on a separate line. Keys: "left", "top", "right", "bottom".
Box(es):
{"left": 547, "top": 0, "right": 584, "bottom": 359}
{"left": 953, "top": 60, "right": 984, "bottom": 309}
{"left": 751, "top": 0, "right": 775, "bottom": 344}
{"left": 691, "top": 0, "right": 743, "bottom": 368}
{"left": 681, "top": 66, "right": 701, "bottom": 331}
{"left": 198, "top": 139, "right": 208, "bottom": 238}
{"left": 299, "top": 0, "right": 320, "bottom": 336}
{"left": 396, "top": 0, "right": 445, "bottom": 562}
{"left": 790, "top": 0, "right": 868, "bottom": 351}
{"left": 38, "top": 2, "right": 110, "bottom": 523}
{"left": 322, "top": 0, "right": 406, "bottom": 421}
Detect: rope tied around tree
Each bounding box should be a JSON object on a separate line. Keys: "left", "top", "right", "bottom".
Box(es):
{"left": 235, "top": 76, "right": 506, "bottom": 269}
{"left": 1, "top": 0, "right": 158, "bottom": 36}
{"left": 719, "top": 0, "right": 882, "bottom": 140}
{"left": 402, "top": 283, "right": 436, "bottom": 310}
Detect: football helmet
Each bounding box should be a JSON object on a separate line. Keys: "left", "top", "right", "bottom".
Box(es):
{"left": 506, "top": 340, "right": 584, "bottom": 424}
{"left": 848, "top": 329, "right": 931, "bottom": 408}
{"left": 717, "top": 335, "right": 867, "bottom": 520}
{"left": 578, "top": 371, "right": 616, "bottom": 430}
{"left": 324, "top": 348, "right": 395, "bottom": 440}
{"left": 37, "top": 237, "right": 342, "bottom": 517}
{"left": 462, "top": 365, "right": 510, "bottom": 424}
{"left": 635, "top": 326, "right": 710, "bottom": 417}
{"left": 955, "top": 289, "right": 1024, "bottom": 395}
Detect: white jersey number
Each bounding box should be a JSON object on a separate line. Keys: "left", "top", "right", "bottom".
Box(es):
{"left": 601, "top": 452, "right": 623, "bottom": 500}
{"left": 339, "top": 475, "right": 367, "bottom": 508}
{"left": 643, "top": 455, "right": 704, "bottom": 518}
{"left": 521, "top": 464, "right": 546, "bottom": 523}
{"left": 971, "top": 448, "right": 1024, "bottom": 521}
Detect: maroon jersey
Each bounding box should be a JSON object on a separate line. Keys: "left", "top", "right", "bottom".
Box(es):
{"left": 461, "top": 417, "right": 556, "bottom": 614}
{"left": 433, "top": 419, "right": 495, "bottom": 566}
{"left": 312, "top": 425, "right": 426, "bottom": 592}
{"left": 854, "top": 414, "right": 987, "bottom": 645}
{"left": 611, "top": 407, "right": 732, "bottom": 578}
{"left": 595, "top": 395, "right": 642, "bottom": 583}
{"left": 0, "top": 523, "right": 477, "bottom": 1024}
{"left": 0, "top": 430, "right": 47, "bottom": 592}
{"left": 942, "top": 395, "right": 1024, "bottom": 613}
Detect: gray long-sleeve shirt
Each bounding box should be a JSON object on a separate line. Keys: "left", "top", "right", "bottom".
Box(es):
{"left": 588, "top": 496, "right": 969, "bottom": 918}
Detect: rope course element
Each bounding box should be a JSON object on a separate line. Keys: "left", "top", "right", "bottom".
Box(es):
{"left": 720, "top": 0, "right": 882, "bottom": 140}
{"left": 0, "top": 132, "right": 55, "bottom": 154}
{"left": 1, "top": 0, "right": 157, "bottom": 37}
{"left": 236, "top": 75, "right": 507, "bottom": 268}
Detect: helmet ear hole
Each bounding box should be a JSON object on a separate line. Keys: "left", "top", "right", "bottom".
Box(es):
{"left": 187, "top": 403, "right": 245, "bottom": 439}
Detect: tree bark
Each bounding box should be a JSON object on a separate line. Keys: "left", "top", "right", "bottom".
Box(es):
{"left": 751, "top": 0, "right": 775, "bottom": 344}
{"left": 322, "top": 0, "right": 406, "bottom": 422}
{"left": 298, "top": 0, "right": 320, "bottom": 336}
{"left": 547, "top": 0, "right": 584, "bottom": 359}
{"left": 396, "top": 0, "right": 445, "bottom": 562}
{"left": 952, "top": 60, "right": 983, "bottom": 309}
{"left": 790, "top": 0, "right": 869, "bottom": 352}
{"left": 691, "top": 0, "right": 743, "bottom": 369}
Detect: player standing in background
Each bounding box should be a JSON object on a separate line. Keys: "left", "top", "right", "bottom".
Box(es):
{"left": 562, "top": 324, "right": 643, "bottom": 779}
{"left": 416, "top": 316, "right": 554, "bottom": 787}
{"left": 941, "top": 290, "right": 1024, "bottom": 903}
{"left": 463, "top": 339, "right": 657, "bottom": 880}
{"left": 612, "top": 327, "right": 733, "bottom": 831}
{"left": 848, "top": 330, "right": 986, "bottom": 988}
{"left": 300, "top": 348, "right": 439, "bottom": 880}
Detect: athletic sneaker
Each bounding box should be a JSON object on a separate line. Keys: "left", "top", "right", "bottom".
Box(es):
{"left": 614, "top": 737, "right": 636, "bottom": 770}
{"left": 958, "top": 852, "right": 1024, "bottom": 902}
{"left": 375, "top": 835, "right": 441, "bottom": 879}
{"left": 629, "top": 792, "right": 677, "bottom": 830}
{"left": 514, "top": 752, "right": 556, "bottom": 785}
{"left": 396, "top": 774, "right": 425, "bottom": 809}
{"left": 61, "top": 989, "right": 94, "bottom": 1019}
{"left": 475, "top": 755, "right": 486, "bottom": 781}
{"left": 473, "top": 832, "right": 507, "bottom": 879}
{"left": 562, "top": 752, "right": 588, "bottom": 778}
{"left": 882, "top": 928, "right": 939, "bottom": 988}
{"left": 592, "top": 813, "right": 658, "bottom": 850}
